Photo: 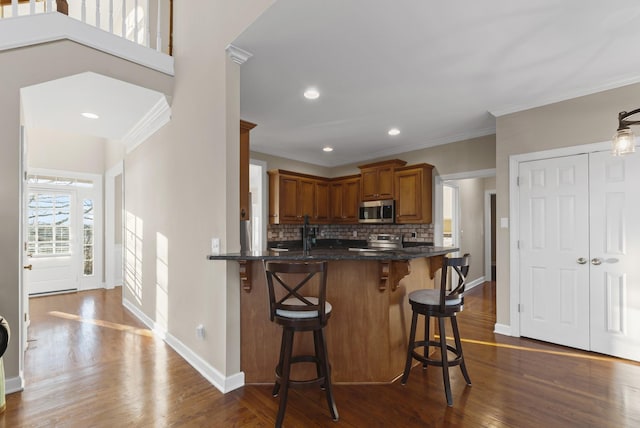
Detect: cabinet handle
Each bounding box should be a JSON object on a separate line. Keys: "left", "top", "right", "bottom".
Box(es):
{"left": 577, "top": 257, "right": 587, "bottom": 265}
{"left": 591, "top": 258, "right": 602, "bottom": 266}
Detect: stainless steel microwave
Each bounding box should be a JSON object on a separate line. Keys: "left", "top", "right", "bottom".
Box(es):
{"left": 359, "top": 199, "right": 395, "bottom": 224}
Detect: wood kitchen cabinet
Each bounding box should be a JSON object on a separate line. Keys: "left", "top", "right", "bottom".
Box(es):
{"left": 240, "top": 120, "right": 256, "bottom": 222}
{"left": 329, "top": 175, "right": 360, "bottom": 223}
{"left": 268, "top": 170, "right": 330, "bottom": 224}
{"left": 395, "top": 163, "right": 434, "bottom": 224}
{"left": 359, "top": 159, "right": 407, "bottom": 201}
{"left": 315, "top": 180, "right": 331, "bottom": 223}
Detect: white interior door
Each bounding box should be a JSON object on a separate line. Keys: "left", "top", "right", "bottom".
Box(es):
{"left": 519, "top": 154, "right": 590, "bottom": 350}
{"left": 589, "top": 151, "right": 640, "bottom": 361}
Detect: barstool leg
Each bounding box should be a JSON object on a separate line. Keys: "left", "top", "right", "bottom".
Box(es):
{"left": 423, "top": 313, "right": 431, "bottom": 369}
{"left": 401, "top": 310, "right": 419, "bottom": 384}
{"left": 313, "top": 330, "right": 324, "bottom": 389}
{"left": 317, "top": 328, "right": 339, "bottom": 421}
{"left": 451, "top": 316, "right": 471, "bottom": 385}
{"left": 273, "top": 328, "right": 288, "bottom": 397}
{"left": 438, "top": 317, "right": 453, "bottom": 406}
{"left": 275, "top": 328, "right": 294, "bottom": 428}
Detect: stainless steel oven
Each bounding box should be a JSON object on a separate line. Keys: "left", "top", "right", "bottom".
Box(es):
{"left": 358, "top": 199, "right": 395, "bottom": 223}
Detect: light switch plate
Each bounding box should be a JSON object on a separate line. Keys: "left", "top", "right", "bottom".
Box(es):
{"left": 500, "top": 217, "right": 509, "bottom": 229}
{"left": 211, "top": 238, "right": 220, "bottom": 255}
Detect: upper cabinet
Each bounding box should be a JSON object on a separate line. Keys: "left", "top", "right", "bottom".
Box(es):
{"left": 268, "top": 170, "right": 330, "bottom": 224}
{"left": 395, "top": 163, "right": 434, "bottom": 224}
{"left": 329, "top": 175, "right": 360, "bottom": 223}
{"left": 267, "top": 160, "right": 433, "bottom": 225}
{"left": 358, "top": 159, "right": 407, "bottom": 201}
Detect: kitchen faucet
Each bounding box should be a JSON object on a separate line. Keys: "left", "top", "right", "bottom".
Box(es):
{"left": 302, "top": 214, "right": 311, "bottom": 253}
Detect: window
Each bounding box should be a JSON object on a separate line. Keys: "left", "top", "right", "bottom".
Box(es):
{"left": 27, "top": 192, "right": 71, "bottom": 256}
{"left": 83, "top": 199, "right": 95, "bottom": 276}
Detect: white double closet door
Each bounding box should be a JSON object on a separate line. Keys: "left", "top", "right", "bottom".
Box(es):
{"left": 519, "top": 150, "right": 640, "bottom": 362}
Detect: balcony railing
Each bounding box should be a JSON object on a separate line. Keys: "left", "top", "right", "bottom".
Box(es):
{"left": 0, "top": 0, "right": 172, "bottom": 55}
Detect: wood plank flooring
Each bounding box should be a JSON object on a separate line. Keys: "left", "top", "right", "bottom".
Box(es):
{"left": 1, "top": 283, "right": 639, "bottom": 427}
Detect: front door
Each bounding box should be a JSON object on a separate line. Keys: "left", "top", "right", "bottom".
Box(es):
{"left": 26, "top": 190, "right": 79, "bottom": 295}
{"left": 589, "top": 151, "right": 640, "bottom": 361}
{"left": 518, "top": 154, "right": 591, "bottom": 350}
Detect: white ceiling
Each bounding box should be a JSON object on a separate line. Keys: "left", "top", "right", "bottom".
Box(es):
{"left": 21, "top": 72, "right": 166, "bottom": 141}
{"left": 233, "top": 0, "right": 640, "bottom": 167}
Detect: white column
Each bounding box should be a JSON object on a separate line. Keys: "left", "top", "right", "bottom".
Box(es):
{"left": 134, "top": 0, "right": 138, "bottom": 43}
{"left": 11, "top": 0, "right": 18, "bottom": 17}
{"left": 155, "top": 0, "right": 161, "bottom": 52}
{"left": 46, "top": 0, "right": 52, "bottom": 13}
{"left": 96, "top": 0, "right": 101, "bottom": 28}
{"left": 108, "top": 0, "right": 113, "bottom": 32}
{"left": 121, "top": 0, "right": 126, "bottom": 39}
{"left": 29, "top": 0, "right": 35, "bottom": 15}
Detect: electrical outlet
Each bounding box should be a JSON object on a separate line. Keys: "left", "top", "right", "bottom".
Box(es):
{"left": 352, "top": 230, "right": 357, "bottom": 237}
{"left": 411, "top": 231, "right": 417, "bottom": 238}
{"left": 279, "top": 231, "right": 284, "bottom": 238}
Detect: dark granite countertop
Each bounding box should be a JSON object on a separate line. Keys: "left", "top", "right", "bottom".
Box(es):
{"left": 207, "top": 245, "right": 457, "bottom": 261}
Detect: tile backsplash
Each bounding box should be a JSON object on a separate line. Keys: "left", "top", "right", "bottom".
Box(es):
{"left": 267, "top": 223, "right": 434, "bottom": 243}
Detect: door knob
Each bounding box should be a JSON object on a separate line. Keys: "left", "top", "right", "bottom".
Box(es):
{"left": 591, "top": 258, "right": 602, "bottom": 266}
{"left": 23, "top": 264, "right": 33, "bottom": 270}
{"left": 577, "top": 257, "right": 587, "bottom": 265}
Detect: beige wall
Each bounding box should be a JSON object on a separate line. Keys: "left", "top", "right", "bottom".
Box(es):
{"left": 27, "top": 128, "right": 106, "bottom": 173}
{"left": 456, "top": 178, "right": 486, "bottom": 283}
{"left": 123, "top": 0, "right": 274, "bottom": 380}
{"left": 0, "top": 40, "right": 173, "bottom": 383}
{"left": 330, "top": 134, "right": 496, "bottom": 177}
{"left": 495, "top": 82, "right": 640, "bottom": 327}
{"left": 105, "top": 139, "right": 125, "bottom": 172}
{"left": 250, "top": 151, "right": 333, "bottom": 177}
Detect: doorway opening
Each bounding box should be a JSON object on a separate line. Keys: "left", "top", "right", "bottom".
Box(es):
{"left": 249, "top": 159, "right": 267, "bottom": 251}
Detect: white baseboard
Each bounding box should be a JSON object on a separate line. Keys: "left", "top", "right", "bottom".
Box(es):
{"left": 466, "top": 276, "right": 485, "bottom": 290}
{"left": 5, "top": 375, "right": 24, "bottom": 394}
{"left": 494, "top": 323, "right": 512, "bottom": 336}
{"left": 122, "top": 297, "right": 244, "bottom": 394}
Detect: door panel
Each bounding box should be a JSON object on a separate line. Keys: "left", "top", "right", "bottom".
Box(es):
{"left": 519, "top": 155, "right": 590, "bottom": 350}
{"left": 26, "top": 190, "right": 78, "bottom": 295}
{"left": 589, "top": 151, "right": 640, "bottom": 361}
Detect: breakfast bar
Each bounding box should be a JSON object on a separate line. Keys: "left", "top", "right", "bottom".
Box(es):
{"left": 209, "top": 244, "right": 457, "bottom": 384}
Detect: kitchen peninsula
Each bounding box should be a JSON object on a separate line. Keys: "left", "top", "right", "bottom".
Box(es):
{"left": 209, "top": 243, "right": 457, "bottom": 384}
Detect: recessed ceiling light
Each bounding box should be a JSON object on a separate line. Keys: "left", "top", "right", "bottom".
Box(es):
{"left": 81, "top": 112, "right": 99, "bottom": 119}
{"left": 304, "top": 88, "right": 320, "bottom": 100}
{"left": 388, "top": 128, "right": 400, "bottom": 136}
{"left": 323, "top": 146, "right": 334, "bottom": 152}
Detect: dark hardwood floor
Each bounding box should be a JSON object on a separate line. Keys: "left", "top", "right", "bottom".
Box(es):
{"left": 2, "top": 282, "right": 639, "bottom": 427}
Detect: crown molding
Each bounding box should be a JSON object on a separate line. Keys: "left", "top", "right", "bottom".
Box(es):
{"left": 123, "top": 96, "right": 171, "bottom": 153}
{"left": 226, "top": 44, "right": 253, "bottom": 65}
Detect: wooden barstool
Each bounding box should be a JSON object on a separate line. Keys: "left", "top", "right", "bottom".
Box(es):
{"left": 264, "top": 260, "right": 338, "bottom": 427}
{"left": 401, "top": 254, "right": 471, "bottom": 406}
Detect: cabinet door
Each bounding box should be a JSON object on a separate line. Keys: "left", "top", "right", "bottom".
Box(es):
{"left": 279, "top": 176, "right": 300, "bottom": 223}
{"left": 395, "top": 165, "right": 432, "bottom": 224}
{"left": 396, "top": 169, "right": 422, "bottom": 223}
{"left": 360, "top": 169, "right": 379, "bottom": 201}
{"left": 298, "top": 178, "right": 315, "bottom": 221}
{"left": 315, "top": 181, "right": 330, "bottom": 223}
{"left": 342, "top": 179, "right": 360, "bottom": 222}
{"left": 377, "top": 166, "right": 395, "bottom": 200}
{"left": 329, "top": 182, "right": 345, "bottom": 221}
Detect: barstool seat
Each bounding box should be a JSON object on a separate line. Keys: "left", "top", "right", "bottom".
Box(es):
{"left": 264, "top": 260, "right": 339, "bottom": 427}
{"left": 401, "top": 254, "right": 472, "bottom": 406}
